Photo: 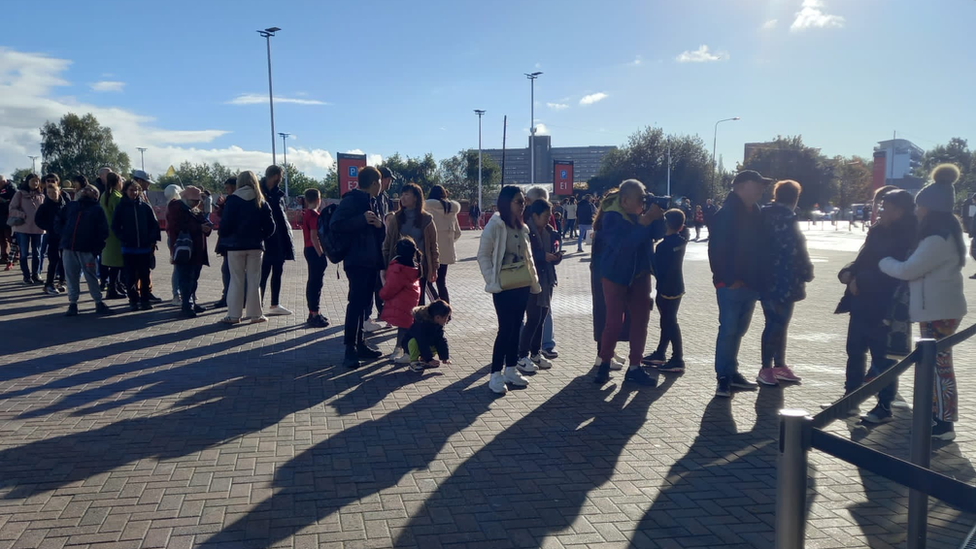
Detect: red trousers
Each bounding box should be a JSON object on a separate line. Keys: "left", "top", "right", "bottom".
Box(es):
{"left": 600, "top": 275, "right": 651, "bottom": 366}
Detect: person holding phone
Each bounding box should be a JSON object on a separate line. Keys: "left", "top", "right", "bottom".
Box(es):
{"left": 515, "top": 199, "right": 563, "bottom": 374}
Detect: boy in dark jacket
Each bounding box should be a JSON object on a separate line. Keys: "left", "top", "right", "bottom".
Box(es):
{"left": 576, "top": 195, "right": 596, "bottom": 253}
{"left": 757, "top": 180, "right": 812, "bottom": 387}
{"left": 516, "top": 200, "right": 563, "bottom": 373}
{"left": 405, "top": 300, "right": 453, "bottom": 372}
{"left": 593, "top": 180, "right": 664, "bottom": 386}
{"left": 646, "top": 209, "right": 687, "bottom": 373}
{"left": 331, "top": 166, "right": 386, "bottom": 368}
{"left": 57, "top": 186, "right": 112, "bottom": 316}
{"left": 35, "top": 180, "right": 69, "bottom": 295}
{"left": 112, "top": 181, "right": 162, "bottom": 310}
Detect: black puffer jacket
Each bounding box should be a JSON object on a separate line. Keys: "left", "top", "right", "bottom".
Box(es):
{"left": 331, "top": 188, "right": 385, "bottom": 272}
{"left": 218, "top": 190, "right": 276, "bottom": 252}
{"left": 111, "top": 196, "right": 161, "bottom": 250}
{"left": 261, "top": 182, "right": 295, "bottom": 262}
{"left": 404, "top": 306, "right": 449, "bottom": 362}
{"left": 35, "top": 194, "right": 69, "bottom": 236}
{"left": 57, "top": 196, "right": 109, "bottom": 254}
{"left": 708, "top": 192, "right": 763, "bottom": 290}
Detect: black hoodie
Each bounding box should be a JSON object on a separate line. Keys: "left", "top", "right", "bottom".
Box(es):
{"left": 57, "top": 196, "right": 109, "bottom": 254}
{"left": 404, "top": 306, "right": 449, "bottom": 362}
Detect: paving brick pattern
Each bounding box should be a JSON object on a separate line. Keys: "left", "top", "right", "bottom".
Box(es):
{"left": 0, "top": 227, "right": 973, "bottom": 548}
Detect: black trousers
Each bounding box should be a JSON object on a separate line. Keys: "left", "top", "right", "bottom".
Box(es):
{"left": 518, "top": 294, "right": 549, "bottom": 358}
{"left": 304, "top": 247, "right": 327, "bottom": 313}
{"left": 435, "top": 264, "right": 450, "bottom": 303}
{"left": 123, "top": 253, "right": 152, "bottom": 303}
{"left": 260, "top": 257, "right": 284, "bottom": 307}
{"left": 44, "top": 236, "right": 63, "bottom": 286}
{"left": 654, "top": 295, "right": 683, "bottom": 360}
{"left": 176, "top": 264, "right": 203, "bottom": 310}
{"left": 365, "top": 273, "right": 384, "bottom": 319}
{"left": 344, "top": 267, "right": 378, "bottom": 347}
{"left": 491, "top": 287, "right": 530, "bottom": 372}
{"left": 221, "top": 255, "right": 230, "bottom": 301}
{"left": 845, "top": 314, "right": 896, "bottom": 405}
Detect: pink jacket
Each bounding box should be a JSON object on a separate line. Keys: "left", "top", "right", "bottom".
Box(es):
{"left": 379, "top": 261, "right": 421, "bottom": 329}
{"left": 10, "top": 190, "right": 45, "bottom": 235}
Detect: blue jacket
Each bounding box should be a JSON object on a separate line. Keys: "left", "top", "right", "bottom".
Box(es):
{"left": 331, "top": 188, "right": 385, "bottom": 272}
{"left": 57, "top": 196, "right": 109, "bottom": 254}
{"left": 595, "top": 207, "right": 660, "bottom": 287}
{"left": 760, "top": 203, "right": 813, "bottom": 303}
{"left": 218, "top": 192, "right": 276, "bottom": 252}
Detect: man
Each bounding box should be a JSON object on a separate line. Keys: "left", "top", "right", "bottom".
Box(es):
{"left": 260, "top": 165, "right": 296, "bottom": 316}
{"left": 703, "top": 198, "right": 717, "bottom": 232}
{"left": 363, "top": 167, "right": 395, "bottom": 331}
{"left": 331, "top": 166, "right": 386, "bottom": 369}
{"left": 131, "top": 170, "right": 163, "bottom": 303}
{"left": 708, "top": 170, "right": 773, "bottom": 397}
{"left": 0, "top": 175, "right": 16, "bottom": 265}
{"left": 94, "top": 166, "right": 112, "bottom": 195}
{"left": 576, "top": 194, "right": 595, "bottom": 253}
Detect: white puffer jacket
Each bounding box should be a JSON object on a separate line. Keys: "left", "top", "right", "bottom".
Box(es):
{"left": 477, "top": 213, "right": 541, "bottom": 295}
{"left": 879, "top": 234, "right": 968, "bottom": 323}
{"left": 424, "top": 199, "right": 462, "bottom": 265}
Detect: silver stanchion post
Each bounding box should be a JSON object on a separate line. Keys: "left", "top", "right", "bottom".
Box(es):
{"left": 907, "top": 339, "right": 937, "bottom": 549}
{"left": 777, "top": 409, "right": 811, "bottom": 548}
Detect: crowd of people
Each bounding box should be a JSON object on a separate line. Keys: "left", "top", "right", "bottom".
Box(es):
{"left": 1, "top": 161, "right": 972, "bottom": 440}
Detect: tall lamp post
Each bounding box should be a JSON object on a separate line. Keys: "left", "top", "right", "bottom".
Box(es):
{"left": 27, "top": 155, "right": 38, "bottom": 174}
{"left": 712, "top": 116, "right": 740, "bottom": 188}
{"left": 136, "top": 147, "right": 147, "bottom": 171}
{"left": 257, "top": 26, "right": 281, "bottom": 165}
{"left": 474, "top": 109, "right": 485, "bottom": 215}
{"left": 278, "top": 132, "right": 290, "bottom": 198}
{"left": 525, "top": 71, "right": 542, "bottom": 186}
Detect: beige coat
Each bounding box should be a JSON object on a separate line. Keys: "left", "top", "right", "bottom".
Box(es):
{"left": 383, "top": 210, "right": 439, "bottom": 279}
{"left": 424, "top": 199, "right": 462, "bottom": 265}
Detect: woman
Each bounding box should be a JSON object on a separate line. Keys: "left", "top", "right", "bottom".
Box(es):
{"left": 260, "top": 167, "right": 295, "bottom": 316}
{"left": 693, "top": 205, "right": 705, "bottom": 241}
{"left": 591, "top": 190, "right": 627, "bottom": 372}
{"left": 0, "top": 176, "right": 17, "bottom": 266}
{"left": 9, "top": 174, "right": 46, "bottom": 284}
{"left": 99, "top": 172, "right": 125, "bottom": 299}
{"left": 34, "top": 176, "right": 69, "bottom": 295}
{"left": 383, "top": 183, "right": 439, "bottom": 305}
{"left": 113, "top": 180, "right": 161, "bottom": 311}
{"left": 163, "top": 184, "right": 184, "bottom": 305}
{"left": 469, "top": 201, "right": 482, "bottom": 230}
{"left": 218, "top": 171, "right": 276, "bottom": 325}
{"left": 425, "top": 185, "right": 461, "bottom": 303}
{"left": 879, "top": 164, "right": 968, "bottom": 441}
{"left": 477, "top": 185, "right": 541, "bottom": 395}
{"left": 57, "top": 185, "right": 113, "bottom": 317}
{"left": 166, "top": 186, "right": 212, "bottom": 318}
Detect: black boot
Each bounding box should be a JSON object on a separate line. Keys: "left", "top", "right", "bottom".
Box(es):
{"left": 65, "top": 303, "right": 79, "bottom": 317}
{"left": 594, "top": 362, "right": 612, "bottom": 384}
{"left": 95, "top": 302, "right": 114, "bottom": 315}
{"left": 343, "top": 346, "right": 362, "bottom": 369}
{"left": 357, "top": 341, "right": 382, "bottom": 360}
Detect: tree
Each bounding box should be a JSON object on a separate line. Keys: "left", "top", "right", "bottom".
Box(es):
{"left": 40, "top": 113, "right": 130, "bottom": 181}
{"left": 156, "top": 161, "right": 231, "bottom": 193}
{"left": 9, "top": 168, "right": 34, "bottom": 187}
{"left": 917, "top": 137, "right": 976, "bottom": 200}
{"left": 320, "top": 169, "right": 339, "bottom": 199}
{"left": 741, "top": 135, "right": 832, "bottom": 211}
{"left": 379, "top": 153, "right": 441, "bottom": 196}
{"left": 833, "top": 156, "right": 873, "bottom": 208}
{"left": 438, "top": 149, "right": 501, "bottom": 203}
{"left": 283, "top": 163, "right": 321, "bottom": 196}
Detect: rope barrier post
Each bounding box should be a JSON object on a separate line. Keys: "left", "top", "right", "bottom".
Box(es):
{"left": 777, "top": 409, "right": 811, "bottom": 548}
{"left": 907, "top": 338, "right": 937, "bottom": 549}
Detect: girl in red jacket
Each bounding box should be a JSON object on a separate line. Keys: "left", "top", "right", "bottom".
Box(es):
{"left": 380, "top": 237, "right": 422, "bottom": 364}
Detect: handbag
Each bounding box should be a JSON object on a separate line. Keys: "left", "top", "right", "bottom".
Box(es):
{"left": 498, "top": 230, "right": 532, "bottom": 290}
{"left": 6, "top": 216, "right": 24, "bottom": 227}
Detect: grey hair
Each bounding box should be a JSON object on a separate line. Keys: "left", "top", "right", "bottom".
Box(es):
{"left": 525, "top": 186, "right": 549, "bottom": 202}
{"left": 619, "top": 179, "right": 646, "bottom": 200}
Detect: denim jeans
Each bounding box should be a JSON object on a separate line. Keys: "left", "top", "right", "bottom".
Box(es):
{"left": 16, "top": 233, "right": 42, "bottom": 279}
{"left": 577, "top": 224, "right": 592, "bottom": 250}
{"left": 714, "top": 287, "right": 759, "bottom": 380}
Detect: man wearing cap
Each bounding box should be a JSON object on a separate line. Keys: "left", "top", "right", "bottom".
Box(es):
{"left": 708, "top": 170, "right": 772, "bottom": 397}
{"left": 363, "top": 167, "right": 395, "bottom": 331}
{"left": 132, "top": 170, "right": 163, "bottom": 303}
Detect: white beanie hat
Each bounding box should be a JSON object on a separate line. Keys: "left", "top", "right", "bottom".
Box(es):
{"left": 164, "top": 184, "right": 184, "bottom": 202}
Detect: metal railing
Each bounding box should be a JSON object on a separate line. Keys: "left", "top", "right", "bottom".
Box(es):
{"left": 776, "top": 323, "right": 976, "bottom": 549}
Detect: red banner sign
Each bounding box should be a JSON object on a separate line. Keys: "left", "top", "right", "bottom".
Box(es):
{"left": 553, "top": 160, "right": 574, "bottom": 196}
{"left": 338, "top": 152, "right": 368, "bottom": 196}
{"left": 872, "top": 150, "right": 887, "bottom": 192}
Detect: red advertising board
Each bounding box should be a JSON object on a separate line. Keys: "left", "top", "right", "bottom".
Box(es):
{"left": 553, "top": 160, "right": 574, "bottom": 196}
{"left": 337, "top": 152, "right": 368, "bottom": 196}
{"left": 872, "top": 150, "right": 887, "bottom": 192}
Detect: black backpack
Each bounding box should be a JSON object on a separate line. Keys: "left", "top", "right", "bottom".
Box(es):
{"left": 316, "top": 203, "right": 348, "bottom": 264}
{"left": 172, "top": 231, "right": 193, "bottom": 264}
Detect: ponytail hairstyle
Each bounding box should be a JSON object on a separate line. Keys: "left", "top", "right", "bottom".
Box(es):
{"left": 102, "top": 172, "right": 122, "bottom": 206}
{"left": 394, "top": 236, "right": 421, "bottom": 268}
{"left": 428, "top": 185, "right": 452, "bottom": 213}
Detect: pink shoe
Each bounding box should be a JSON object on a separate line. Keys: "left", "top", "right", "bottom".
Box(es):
{"left": 756, "top": 368, "right": 779, "bottom": 387}
{"left": 773, "top": 366, "right": 802, "bottom": 383}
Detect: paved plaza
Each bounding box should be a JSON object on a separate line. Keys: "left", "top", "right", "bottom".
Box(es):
{"left": 0, "top": 225, "right": 974, "bottom": 549}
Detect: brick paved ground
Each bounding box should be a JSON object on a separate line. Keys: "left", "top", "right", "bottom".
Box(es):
{"left": 0, "top": 225, "right": 973, "bottom": 549}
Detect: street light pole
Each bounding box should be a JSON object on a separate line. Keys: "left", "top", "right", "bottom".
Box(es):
{"left": 712, "top": 116, "right": 741, "bottom": 189}
{"left": 136, "top": 147, "right": 147, "bottom": 171}
{"left": 27, "top": 155, "right": 38, "bottom": 174}
{"left": 474, "top": 109, "right": 485, "bottom": 215}
{"left": 257, "top": 27, "right": 281, "bottom": 165}
{"left": 525, "top": 72, "right": 542, "bottom": 186}
{"left": 279, "top": 132, "right": 290, "bottom": 198}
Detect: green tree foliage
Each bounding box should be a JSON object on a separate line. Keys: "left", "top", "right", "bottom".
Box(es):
{"left": 40, "top": 113, "right": 130, "bottom": 182}
{"left": 379, "top": 153, "right": 441, "bottom": 196}
{"left": 439, "top": 149, "right": 501, "bottom": 203}
{"left": 916, "top": 137, "right": 976, "bottom": 200}
{"left": 9, "top": 168, "right": 34, "bottom": 187}
{"left": 591, "top": 127, "right": 715, "bottom": 202}
{"left": 741, "top": 135, "right": 833, "bottom": 211}
{"left": 156, "top": 161, "right": 233, "bottom": 193}
{"left": 832, "top": 156, "right": 873, "bottom": 208}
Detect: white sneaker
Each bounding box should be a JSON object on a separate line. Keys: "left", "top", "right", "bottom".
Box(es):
{"left": 393, "top": 349, "right": 412, "bottom": 365}
{"left": 516, "top": 357, "right": 539, "bottom": 374}
{"left": 489, "top": 372, "right": 508, "bottom": 394}
{"left": 267, "top": 305, "right": 293, "bottom": 316}
{"left": 363, "top": 319, "right": 383, "bottom": 333}
{"left": 531, "top": 354, "right": 553, "bottom": 370}
{"left": 503, "top": 366, "right": 529, "bottom": 387}
{"left": 171, "top": 295, "right": 181, "bottom": 306}
{"left": 593, "top": 354, "right": 625, "bottom": 371}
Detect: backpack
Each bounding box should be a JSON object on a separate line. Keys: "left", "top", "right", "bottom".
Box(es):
{"left": 172, "top": 231, "right": 193, "bottom": 264}
{"left": 316, "top": 203, "right": 348, "bottom": 264}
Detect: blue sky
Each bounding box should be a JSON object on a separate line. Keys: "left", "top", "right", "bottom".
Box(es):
{"left": 1, "top": 0, "right": 973, "bottom": 179}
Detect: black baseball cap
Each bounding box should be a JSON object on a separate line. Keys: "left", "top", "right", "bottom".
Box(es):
{"left": 379, "top": 167, "right": 393, "bottom": 178}
{"left": 732, "top": 170, "right": 774, "bottom": 186}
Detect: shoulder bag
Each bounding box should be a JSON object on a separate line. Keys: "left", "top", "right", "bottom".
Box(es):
{"left": 498, "top": 227, "right": 532, "bottom": 290}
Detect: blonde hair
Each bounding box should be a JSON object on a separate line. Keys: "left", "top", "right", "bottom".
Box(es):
{"left": 236, "top": 171, "right": 265, "bottom": 209}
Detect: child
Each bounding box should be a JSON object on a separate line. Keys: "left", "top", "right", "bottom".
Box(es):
{"left": 403, "top": 299, "right": 453, "bottom": 373}
{"left": 647, "top": 209, "right": 687, "bottom": 373}
{"left": 111, "top": 180, "right": 162, "bottom": 311}
{"left": 301, "top": 188, "right": 329, "bottom": 328}
{"left": 516, "top": 200, "right": 562, "bottom": 373}
{"left": 379, "top": 237, "right": 422, "bottom": 363}
{"left": 35, "top": 178, "right": 69, "bottom": 295}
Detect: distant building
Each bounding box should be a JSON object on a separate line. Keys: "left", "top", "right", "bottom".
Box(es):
{"left": 479, "top": 135, "right": 616, "bottom": 186}
{"left": 873, "top": 138, "right": 924, "bottom": 194}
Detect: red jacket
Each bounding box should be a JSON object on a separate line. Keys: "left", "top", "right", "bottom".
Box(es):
{"left": 379, "top": 260, "right": 421, "bottom": 329}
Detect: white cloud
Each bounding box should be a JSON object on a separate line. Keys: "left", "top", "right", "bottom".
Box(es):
{"left": 579, "top": 92, "right": 608, "bottom": 105}
{"left": 762, "top": 19, "right": 778, "bottom": 30}
{"left": 344, "top": 149, "right": 384, "bottom": 167}
{"left": 791, "top": 0, "right": 845, "bottom": 31}
{"left": 534, "top": 123, "right": 550, "bottom": 136}
{"left": 91, "top": 80, "right": 125, "bottom": 92}
{"left": 675, "top": 45, "right": 728, "bottom": 63}
{"left": 629, "top": 55, "right": 643, "bottom": 66}
{"left": 546, "top": 102, "right": 569, "bottom": 111}
{"left": 226, "top": 93, "right": 329, "bottom": 106}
